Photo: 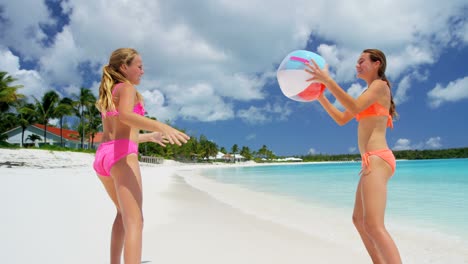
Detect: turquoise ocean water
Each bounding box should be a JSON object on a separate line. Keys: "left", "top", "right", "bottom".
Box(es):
{"left": 200, "top": 159, "right": 468, "bottom": 239}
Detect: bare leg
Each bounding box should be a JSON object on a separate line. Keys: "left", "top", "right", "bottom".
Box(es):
{"left": 361, "top": 156, "right": 402, "bottom": 264}
{"left": 98, "top": 175, "right": 125, "bottom": 264}
{"left": 110, "top": 213, "right": 125, "bottom": 264}
{"left": 353, "top": 178, "right": 385, "bottom": 263}
{"left": 111, "top": 154, "right": 144, "bottom": 264}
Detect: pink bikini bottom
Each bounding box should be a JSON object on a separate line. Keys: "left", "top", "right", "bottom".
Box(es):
{"left": 361, "top": 148, "right": 396, "bottom": 175}
{"left": 93, "top": 139, "right": 138, "bottom": 177}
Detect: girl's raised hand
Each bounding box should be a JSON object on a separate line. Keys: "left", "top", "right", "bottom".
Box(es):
{"left": 305, "top": 60, "right": 330, "bottom": 84}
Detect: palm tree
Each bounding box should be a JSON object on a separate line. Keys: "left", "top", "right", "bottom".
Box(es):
{"left": 15, "top": 99, "right": 37, "bottom": 147}
{"left": 73, "top": 87, "right": 96, "bottom": 149}
{"left": 0, "top": 71, "right": 24, "bottom": 113}
{"left": 220, "top": 147, "right": 227, "bottom": 154}
{"left": 231, "top": 144, "right": 239, "bottom": 155}
{"left": 53, "top": 97, "right": 74, "bottom": 147}
{"left": 0, "top": 112, "right": 17, "bottom": 136}
{"left": 26, "top": 134, "right": 42, "bottom": 146}
{"left": 205, "top": 140, "right": 218, "bottom": 161}
{"left": 198, "top": 135, "right": 218, "bottom": 160}
{"left": 257, "top": 144, "right": 269, "bottom": 159}
{"left": 0, "top": 71, "right": 26, "bottom": 136}
{"left": 240, "top": 146, "right": 252, "bottom": 160}
{"left": 85, "top": 104, "right": 101, "bottom": 149}
{"left": 31, "top": 91, "right": 59, "bottom": 145}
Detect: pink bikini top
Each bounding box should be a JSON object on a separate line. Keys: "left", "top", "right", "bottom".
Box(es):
{"left": 102, "top": 83, "right": 145, "bottom": 117}
{"left": 355, "top": 102, "right": 393, "bottom": 128}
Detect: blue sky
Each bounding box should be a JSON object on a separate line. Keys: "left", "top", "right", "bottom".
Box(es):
{"left": 1, "top": 0, "right": 467, "bottom": 155}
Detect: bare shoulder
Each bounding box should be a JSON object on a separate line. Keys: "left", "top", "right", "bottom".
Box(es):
{"left": 369, "top": 79, "right": 388, "bottom": 89}
{"left": 119, "top": 82, "right": 136, "bottom": 91}
{"left": 117, "top": 82, "right": 137, "bottom": 97}
{"left": 368, "top": 79, "right": 389, "bottom": 95}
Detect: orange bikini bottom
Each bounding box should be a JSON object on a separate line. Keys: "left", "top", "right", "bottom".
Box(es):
{"left": 361, "top": 148, "right": 396, "bottom": 175}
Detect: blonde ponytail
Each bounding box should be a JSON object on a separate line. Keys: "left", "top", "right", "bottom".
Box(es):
{"left": 96, "top": 65, "right": 116, "bottom": 114}
{"left": 95, "top": 48, "right": 144, "bottom": 115}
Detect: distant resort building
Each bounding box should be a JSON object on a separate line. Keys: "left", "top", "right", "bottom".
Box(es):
{"left": 209, "top": 152, "right": 246, "bottom": 162}
{"left": 273, "top": 157, "right": 303, "bottom": 162}
{"left": 2, "top": 124, "right": 103, "bottom": 149}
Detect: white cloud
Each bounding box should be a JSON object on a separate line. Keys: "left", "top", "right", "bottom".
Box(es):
{"left": 246, "top": 134, "right": 256, "bottom": 141}
{"left": 140, "top": 89, "right": 177, "bottom": 122}
{"left": 237, "top": 102, "right": 293, "bottom": 125}
{"left": 453, "top": 12, "right": 468, "bottom": 45}
{"left": 427, "top": 76, "right": 468, "bottom": 108}
{"left": 459, "top": 23, "right": 468, "bottom": 44}
{"left": 393, "top": 137, "right": 443, "bottom": 150}
{"left": 387, "top": 45, "right": 435, "bottom": 79}
{"left": 13, "top": 70, "right": 48, "bottom": 101}
{"left": 317, "top": 45, "right": 340, "bottom": 67}
{"left": 142, "top": 83, "right": 235, "bottom": 122}
{"left": 394, "top": 75, "right": 412, "bottom": 105}
{"left": 348, "top": 147, "right": 357, "bottom": 153}
{"left": 392, "top": 69, "right": 429, "bottom": 105}
{"left": 317, "top": 45, "right": 361, "bottom": 83}
{"left": 265, "top": 102, "right": 294, "bottom": 121}
{"left": 171, "top": 83, "right": 235, "bottom": 122}
{"left": 393, "top": 138, "right": 413, "bottom": 150}
{"left": 0, "top": 0, "right": 53, "bottom": 59}
{"left": 308, "top": 148, "right": 318, "bottom": 155}
{"left": 39, "top": 26, "right": 83, "bottom": 86}
{"left": 426, "top": 137, "right": 442, "bottom": 149}
{"left": 0, "top": 49, "right": 20, "bottom": 73}
{"left": 1, "top": 0, "right": 467, "bottom": 122}
{"left": 237, "top": 106, "right": 269, "bottom": 125}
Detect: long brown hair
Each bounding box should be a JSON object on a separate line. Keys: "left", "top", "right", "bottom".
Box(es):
{"left": 363, "top": 49, "right": 397, "bottom": 119}
{"left": 96, "top": 48, "right": 143, "bottom": 114}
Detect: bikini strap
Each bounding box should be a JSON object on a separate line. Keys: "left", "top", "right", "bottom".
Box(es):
{"left": 111, "top": 83, "right": 125, "bottom": 96}
{"left": 387, "top": 115, "right": 394, "bottom": 129}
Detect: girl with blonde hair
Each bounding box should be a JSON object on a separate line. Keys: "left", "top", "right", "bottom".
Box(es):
{"left": 93, "top": 48, "right": 190, "bottom": 264}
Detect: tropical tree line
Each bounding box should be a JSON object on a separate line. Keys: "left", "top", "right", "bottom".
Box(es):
{"left": 299, "top": 147, "right": 468, "bottom": 161}
{"left": 140, "top": 135, "right": 277, "bottom": 162}
{"left": 0, "top": 71, "right": 277, "bottom": 162}
{"left": 0, "top": 70, "right": 99, "bottom": 148}
{"left": 393, "top": 147, "right": 468, "bottom": 160}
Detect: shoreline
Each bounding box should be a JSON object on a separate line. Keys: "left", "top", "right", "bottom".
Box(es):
{"left": 141, "top": 172, "right": 369, "bottom": 263}
{"left": 0, "top": 147, "right": 462, "bottom": 170}
{"left": 179, "top": 168, "right": 468, "bottom": 264}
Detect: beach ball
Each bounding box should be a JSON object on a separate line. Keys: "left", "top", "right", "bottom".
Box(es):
{"left": 277, "top": 50, "right": 326, "bottom": 102}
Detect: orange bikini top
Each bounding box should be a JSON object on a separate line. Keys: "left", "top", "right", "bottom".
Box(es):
{"left": 355, "top": 103, "right": 393, "bottom": 128}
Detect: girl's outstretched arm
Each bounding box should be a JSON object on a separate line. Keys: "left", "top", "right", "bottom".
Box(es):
{"left": 138, "top": 132, "right": 170, "bottom": 146}
{"left": 317, "top": 93, "right": 354, "bottom": 126}
{"left": 305, "top": 61, "right": 384, "bottom": 115}
{"left": 117, "top": 83, "right": 190, "bottom": 145}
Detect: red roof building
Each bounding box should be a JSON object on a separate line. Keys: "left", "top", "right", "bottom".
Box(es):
{"left": 2, "top": 124, "right": 103, "bottom": 149}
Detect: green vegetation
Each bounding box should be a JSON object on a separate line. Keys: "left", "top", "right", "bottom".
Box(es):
{"left": 0, "top": 141, "right": 18, "bottom": 148}
{"left": 35, "top": 144, "right": 97, "bottom": 153}
{"left": 300, "top": 147, "right": 468, "bottom": 161}
{"left": 393, "top": 148, "right": 468, "bottom": 160}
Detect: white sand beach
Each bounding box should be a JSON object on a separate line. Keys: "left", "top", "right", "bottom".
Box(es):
{"left": 1, "top": 148, "right": 467, "bottom": 264}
